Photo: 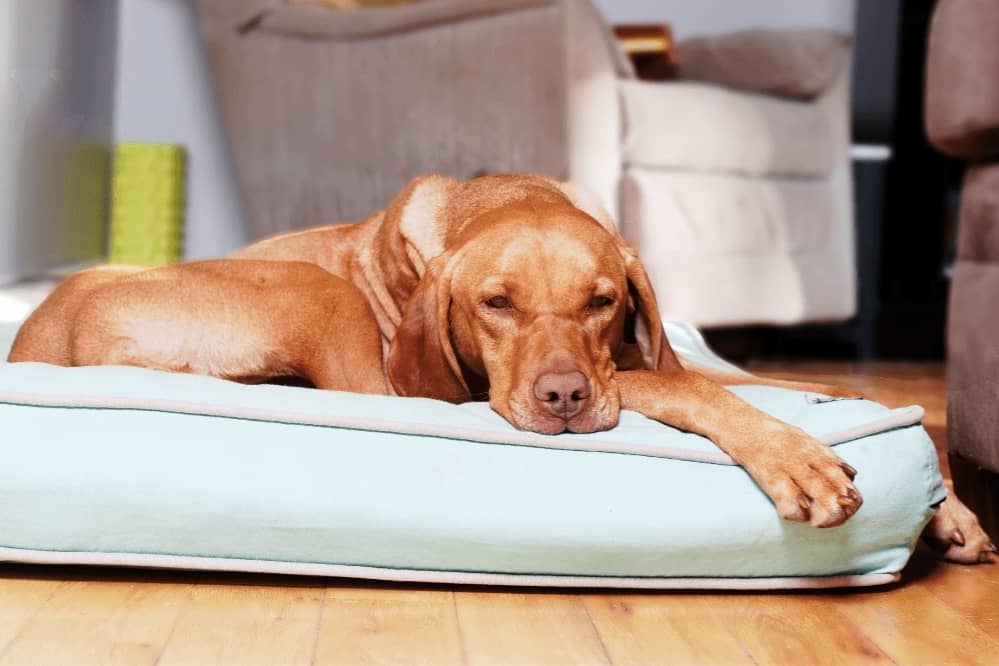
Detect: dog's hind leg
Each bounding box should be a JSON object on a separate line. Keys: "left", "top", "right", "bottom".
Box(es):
{"left": 7, "top": 265, "right": 144, "bottom": 365}
{"left": 294, "top": 279, "right": 388, "bottom": 395}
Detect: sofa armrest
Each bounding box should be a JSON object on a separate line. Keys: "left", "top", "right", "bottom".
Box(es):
{"left": 239, "top": 0, "right": 554, "bottom": 39}
{"left": 925, "top": 0, "right": 999, "bottom": 160}
{"left": 676, "top": 28, "right": 850, "bottom": 100}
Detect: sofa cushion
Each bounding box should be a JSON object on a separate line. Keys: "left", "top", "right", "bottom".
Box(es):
{"left": 619, "top": 79, "right": 839, "bottom": 178}
{"left": 676, "top": 28, "right": 850, "bottom": 100}
{"left": 957, "top": 165, "right": 999, "bottom": 263}
{"left": 948, "top": 261, "right": 999, "bottom": 472}
{"left": 619, "top": 167, "right": 855, "bottom": 326}
{"left": 925, "top": 0, "right": 999, "bottom": 159}
{"left": 948, "top": 163, "right": 999, "bottom": 473}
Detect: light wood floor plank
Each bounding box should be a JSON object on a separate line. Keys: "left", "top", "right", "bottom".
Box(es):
{"left": 920, "top": 559, "right": 999, "bottom": 643}
{"left": 156, "top": 579, "right": 323, "bottom": 666}
{"left": 0, "top": 576, "right": 63, "bottom": 657}
{"left": 455, "top": 591, "right": 610, "bottom": 665}
{"left": 314, "top": 586, "right": 463, "bottom": 666}
{"left": 695, "top": 594, "right": 892, "bottom": 665}
{"left": 831, "top": 584, "right": 999, "bottom": 665}
{"left": 0, "top": 578, "right": 191, "bottom": 666}
{"left": 583, "top": 593, "right": 754, "bottom": 665}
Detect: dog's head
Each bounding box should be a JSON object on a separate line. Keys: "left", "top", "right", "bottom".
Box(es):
{"left": 386, "top": 175, "right": 679, "bottom": 434}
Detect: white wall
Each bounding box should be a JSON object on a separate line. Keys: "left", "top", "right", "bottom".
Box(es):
{"left": 114, "top": 0, "right": 246, "bottom": 259}
{"left": 0, "top": 1, "right": 117, "bottom": 284}
{"left": 591, "top": 0, "right": 855, "bottom": 39}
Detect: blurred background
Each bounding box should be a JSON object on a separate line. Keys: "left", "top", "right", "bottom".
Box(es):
{"left": 0, "top": 0, "right": 964, "bottom": 362}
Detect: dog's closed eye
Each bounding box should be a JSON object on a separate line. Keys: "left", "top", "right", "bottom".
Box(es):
{"left": 587, "top": 295, "right": 614, "bottom": 309}
{"left": 485, "top": 295, "right": 512, "bottom": 309}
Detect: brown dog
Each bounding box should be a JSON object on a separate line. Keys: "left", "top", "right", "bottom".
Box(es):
{"left": 8, "top": 173, "right": 993, "bottom": 561}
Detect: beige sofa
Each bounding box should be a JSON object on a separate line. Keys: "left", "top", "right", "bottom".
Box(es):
{"left": 194, "top": 0, "right": 855, "bottom": 327}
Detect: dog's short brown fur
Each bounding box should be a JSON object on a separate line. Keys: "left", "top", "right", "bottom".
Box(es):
{"left": 8, "top": 174, "right": 993, "bottom": 560}
{"left": 9, "top": 261, "right": 386, "bottom": 394}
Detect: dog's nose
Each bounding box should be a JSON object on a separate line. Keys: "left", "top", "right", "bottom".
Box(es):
{"left": 533, "top": 370, "right": 591, "bottom": 420}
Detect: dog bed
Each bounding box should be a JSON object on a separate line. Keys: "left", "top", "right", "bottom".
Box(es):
{"left": 0, "top": 320, "right": 944, "bottom": 589}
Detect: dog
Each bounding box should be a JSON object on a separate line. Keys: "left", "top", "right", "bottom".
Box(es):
{"left": 8, "top": 173, "right": 993, "bottom": 562}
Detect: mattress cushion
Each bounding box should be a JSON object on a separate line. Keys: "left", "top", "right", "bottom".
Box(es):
{"left": 0, "top": 321, "right": 944, "bottom": 589}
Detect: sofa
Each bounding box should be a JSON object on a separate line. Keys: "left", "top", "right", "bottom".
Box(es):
{"left": 925, "top": 0, "right": 999, "bottom": 541}
{"left": 194, "top": 0, "right": 856, "bottom": 328}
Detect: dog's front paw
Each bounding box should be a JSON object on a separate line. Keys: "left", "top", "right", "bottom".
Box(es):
{"left": 743, "top": 427, "right": 863, "bottom": 528}
{"left": 923, "top": 493, "right": 996, "bottom": 564}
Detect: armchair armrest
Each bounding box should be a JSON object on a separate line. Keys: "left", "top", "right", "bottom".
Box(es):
{"left": 676, "top": 28, "right": 850, "bottom": 100}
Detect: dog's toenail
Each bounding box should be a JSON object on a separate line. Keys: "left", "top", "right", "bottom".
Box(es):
{"left": 989, "top": 542, "right": 998, "bottom": 552}
{"left": 797, "top": 493, "right": 812, "bottom": 510}
{"left": 979, "top": 551, "right": 993, "bottom": 564}
{"left": 840, "top": 462, "right": 858, "bottom": 480}
{"left": 952, "top": 529, "right": 966, "bottom": 546}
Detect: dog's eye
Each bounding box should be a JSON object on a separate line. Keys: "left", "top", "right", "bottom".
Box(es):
{"left": 588, "top": 295, "right": 614, "bottom": 309}
{"left": 485, "top": 295, "right": 512, "bottom": 309}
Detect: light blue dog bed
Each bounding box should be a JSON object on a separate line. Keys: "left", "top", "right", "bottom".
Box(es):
{"left": 0, "top": 320, "right": 943, "bottom": 589}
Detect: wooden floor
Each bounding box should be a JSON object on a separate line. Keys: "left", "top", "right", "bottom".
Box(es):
{"left": 2, "top": 362, "right": 997, "bottom": 665}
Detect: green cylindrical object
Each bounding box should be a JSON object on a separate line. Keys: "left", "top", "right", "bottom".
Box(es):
{"left": 109, "top": 143, "right": 186, "bottom": 266}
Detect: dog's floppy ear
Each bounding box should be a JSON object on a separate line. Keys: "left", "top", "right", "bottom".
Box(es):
{"left": 616, "top": 240, "right": 683, "bottom": 373}
{"left": 386, "top": 174, "right": 458, "bottom": 276}
{"left": 386, "top": 251, "right": 469, "bottom": 402}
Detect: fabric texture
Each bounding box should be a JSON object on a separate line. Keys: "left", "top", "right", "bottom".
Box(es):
{"left": 562, "top": 0, "right": 626, "bottom": 214}
{"left": 677, "top": 28, "right": 850, "bottom": 100}
{"left": 619, "top": 80, "right": 836, "bottom": 177}
{"left": 955, "top": 164, "right": 999, "bottom": 263}
{"left": 618, "top": 69, "right": 853, "bottom": 325}
{"left": 947, "top": 262, "right": 999, "bottom": 471}
{"left": 619, "top": 165, "right": 855, "bottom": 327}
{"left": 925, "top": 0, "right": 999, "bottom": 159}
{"left": 195, "top": 0, "right": 569, "bottom": 237}
{"left": 0, "top": 319, "right": 943, "bottom": 587}
{"left": 946, "top": 164, "right": 999, "bottom": 472}
{"left": 926, "top": 0, "right": 999, "bottom": 478}
{"left": 0, "top": 548, "right": 902, "bottom": 589}
{"left": 248, "top": 0, "right": 554, "bottom": 40}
